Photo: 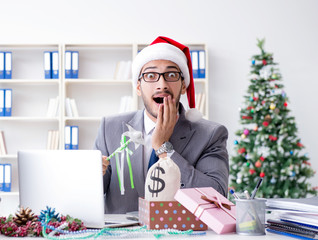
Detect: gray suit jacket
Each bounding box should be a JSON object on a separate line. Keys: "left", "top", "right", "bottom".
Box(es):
{"left": 94, "top": 105, "right": 229, "bottom": 214}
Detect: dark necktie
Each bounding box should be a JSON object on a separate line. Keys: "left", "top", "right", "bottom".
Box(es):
{"left": 148, "top": 149, "right": 159, "bottom": 170}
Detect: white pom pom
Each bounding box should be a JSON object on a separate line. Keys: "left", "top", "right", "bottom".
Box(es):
{"left": 185, "top": 108, "right": 203, "bottom": 122}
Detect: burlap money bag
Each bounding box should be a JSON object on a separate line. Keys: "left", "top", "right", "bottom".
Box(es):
{"left": 145, "top": 157, "right": 181, "bottom": 201}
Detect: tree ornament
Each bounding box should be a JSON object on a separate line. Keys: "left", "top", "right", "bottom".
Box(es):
{"left": 274, "top": 108, "right": 280, "bottom": 114}
{"left": 270, "top": 103, "right": 276, "bottom": 110}
{"left": 261, "top": 100, "right": 266, "bottom": 105}
{"left": 242, "top": 115, "right": 253, "bottom": 120}
{"left": 284, "top": 102, "right": 288, "bottom": 107}
{"left": 272, "top": 74, "right": 277, "bottom": 79}
{"left": 246, "top": 162, "right": 250, "bottom": 167}
{"left": 243, "top": 129, "right": 249, "bottom": 136}
{"left": 238, "top": 148, "right": 246, "bottom": 154}
{"left": 255, "top": 161, "right": 262, "bottom": 168}
{"left": 241, "top": 133, "right": 246, "bottom": 139}
{"left": 260, "top": 172, "right": 265, "bottom": 178}
{"left": 252, "top": 59, "right": 256, "bottom": 65}
{"left": 262, "top": 59, "right": 267, "bottom": 65}
{"left": 290, "top": 150, "right": 294, "bottom": 155}
{"left": 282, "top": 91, "right": 286, "bottom": 97}
{"left": 270, "top": 177, "right": 276, "bottom": 184}
{"left": 289, "top": 171, "right": 296, "bottom": 177}
{"left": 249, "top": 169, "right": 256, "bottom": 175}
{"left": 259, "top": 156, "right": 265, "bottom": 162}
{"left": 269, "top": 135, "right": 277, "bottom": 141}
{"left": 13, "top": 207, "right": 38, "bottom": 226}
{"left": 297, "top": 142, "right": 304, "bottom": 147}
{"left": 236, "top": 178, "right": 242, "bottom": 184}
{"left": 253, "top": 125, "right": 258, "bottom": 131}
{"left": 234, "top": 140, "right": 238, "bottom": 145}
{"left": 264, "top": 114, "right": 272, "bottom": 123}
{"left": 262, "top": 121, "right": 269, "bottom": 127}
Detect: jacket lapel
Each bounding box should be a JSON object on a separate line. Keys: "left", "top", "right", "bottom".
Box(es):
{"left": 170, "top": 106, "right": 196, "bottom": 154}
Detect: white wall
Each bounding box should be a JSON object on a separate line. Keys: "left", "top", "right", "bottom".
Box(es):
{"left": 1, "top": 0, "right": 317, "bottom": 185}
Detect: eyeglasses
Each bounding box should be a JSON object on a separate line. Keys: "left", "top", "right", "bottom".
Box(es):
{"left": 139, "top": 71, "right": 183, "bottom": 83}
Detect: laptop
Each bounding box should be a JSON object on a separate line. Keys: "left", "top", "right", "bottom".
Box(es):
{"left": 18, "top": 150, "right": 138, "bottom": 228}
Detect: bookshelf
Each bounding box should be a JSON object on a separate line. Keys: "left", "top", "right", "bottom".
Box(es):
{"left": 0, "top": 42, "right": 208, "bottom": 215}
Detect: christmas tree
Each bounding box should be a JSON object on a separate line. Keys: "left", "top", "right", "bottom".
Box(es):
{"left": 230, "top": 39, "right": 317, "bottom": 198}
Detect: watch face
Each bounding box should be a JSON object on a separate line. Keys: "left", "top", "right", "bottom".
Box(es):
{"left": 164, "top": 142, "right": 173, "bottom": 152}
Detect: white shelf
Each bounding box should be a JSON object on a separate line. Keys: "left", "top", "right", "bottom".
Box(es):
{"left": 0, "top": 117, "right": 59, "bottom": 121}
{"left": 64, "top": 79, "right": 132, "bottom": 85}
{"left": 0, "top": 154, "right": 17, "bottom": 159}
{"left": 0, "top": 191, "right": 19, "bottom": 197}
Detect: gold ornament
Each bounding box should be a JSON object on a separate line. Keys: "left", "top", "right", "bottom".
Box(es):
{"left": 264, "top": 114, "right": 272, "bottom": 123}
{"left": 274, "top": 108, "right": 280, "bottom": 114}
{"left": 13, "top": 207, "right": 38, "bottom": 226}
{"left": 241, "top": 134, "right": 246, "bottom": 139}
{"left": 270, "top": 103, "right": 276, "bottom": 110}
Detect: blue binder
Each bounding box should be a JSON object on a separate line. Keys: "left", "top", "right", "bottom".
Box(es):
{"left": 0, "top": 164, "right": 4, "bottom": 191}
{"left": 0, "top": 52, "right": 4, "bottom": 79}
{"left": 4, "top": 89, "right": 12, "bottom": 116}
{"left": 3, "top": 163, "right": 11, "bottom": 192}
{"left": 71, "top": 51, "right": 79, "bottom": 78}
{"left": 44, "top": 51, "right": 52, "bottom": 79}
{"left": 198, "top": 50, "right": 206, "bottom": 78}
{"left": 191, "top": 50, "right": 199, "bottom": 79}
{"left": 64, "top": 126, "right": 71, "bottom": 149}
{"left": 52, "top": 51, "right": 59, "bottom": 79}
{"left": 0, "top": 89, "right": 4, "bottom": 116}
{"left": 4, "top": 52, "right": 12, "bottom": 79}
{"left": 71, "top": 126, "right": 79, "bottom": 150}
{"left": 65, "top": 51, "right": 72, "bottom": 78}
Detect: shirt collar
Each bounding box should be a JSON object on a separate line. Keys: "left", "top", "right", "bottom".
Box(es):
{"left": 143, "top": 110, "right": 156, "bottom": 135}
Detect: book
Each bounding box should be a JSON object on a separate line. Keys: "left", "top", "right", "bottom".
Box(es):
{"left": 4, "top": 89, "right": 12, "bottom": 116}
{"left": 0, "top": 164, "right": 3, "bottom": 191}
{"left": 65, "top": 51, "right": 72, "bottom": 78}
{"left": 71, "top": 51, "right": 79, "bottom": 78}
{"left": 65, "top": 98, "right": 73, "bottom": 117}
{"left": 0, "top": 131, "right": 8, "bottom": 155}
{"left": 52, "top": 51, "right": 59, "bottom": 79}
{"left": 3, "top": 163, "right": 11, "bottom": 192}
{"left": 71, "top": 126, "right": 79, "bottom": 150}
{"left": 0, "top": 89, "right": 4, "bottom": 116}
{"left": 47, "top": 130, "right": 59, "bottom": 150}
{"left": 46, "top": 97, "right": 59, "bottom": 117}
{"left": 191, "top": 50, "right": 199, "bottom": 79}
{"left": 114, "top": 61, "right": 132, "bottom": 80}
{"left": 267, "top": 219, "right": 318, "bottom": 239}
{"left": 69, "top": 98, "right": 79, "bottom": 117}
{"left": 64, "top": 126, "right": 71, "bottom": 149}
{"left": 44, "top": 51, "right": 52, "bottom": 79}
{"left": 198, "top": 50, "right": 206, "bottom": 78}
{"left": 4, "top": 52, "right": 12, "bottom": 79}
{"left": 0, "top": 52, "right": 5, "bottom": 79}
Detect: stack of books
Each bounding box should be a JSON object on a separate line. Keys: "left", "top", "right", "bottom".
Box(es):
{"left": 266, "top": 197, "right": 318, "bottom": 239}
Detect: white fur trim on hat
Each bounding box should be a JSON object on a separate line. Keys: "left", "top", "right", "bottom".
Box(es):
{"left": 132, "top": 43, "right": 190, "bottom": 88}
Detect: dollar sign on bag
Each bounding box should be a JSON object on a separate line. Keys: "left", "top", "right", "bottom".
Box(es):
{"left": 148, "top": 165, "right": 165, "bottom": 197}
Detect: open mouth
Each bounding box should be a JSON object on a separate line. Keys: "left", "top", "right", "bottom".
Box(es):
{"left": 153, "top": 97, "right": 164, "bottom": 104}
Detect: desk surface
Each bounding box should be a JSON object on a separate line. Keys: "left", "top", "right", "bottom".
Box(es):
{"left": 0, "top": 230, "right": 290, "bottom": 239}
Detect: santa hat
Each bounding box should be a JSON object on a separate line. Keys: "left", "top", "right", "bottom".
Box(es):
{"left": 132, "top": 36, "right": 202, "bottom": 121}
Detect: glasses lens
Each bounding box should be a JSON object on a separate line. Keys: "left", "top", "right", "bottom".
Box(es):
{"left": 143, "top": 72, "right": 159, "bottom": 82}
{"left": 164, "top": 72, "right": 180, "bottom": 82}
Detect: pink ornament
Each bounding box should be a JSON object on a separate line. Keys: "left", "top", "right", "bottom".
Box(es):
{"left": 243, "top": 129, "right": 249, "bottom": 135}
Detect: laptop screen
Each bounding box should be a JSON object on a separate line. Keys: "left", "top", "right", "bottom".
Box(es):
{"left": 18, "top": 150, "right": 105, "bottom": 228}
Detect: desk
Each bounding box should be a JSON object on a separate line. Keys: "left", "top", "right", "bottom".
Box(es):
{"left": 0, "top": 230, "right": 291, "bottom": 239}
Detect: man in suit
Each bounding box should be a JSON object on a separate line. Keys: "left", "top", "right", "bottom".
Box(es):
{"left": 94, "top": 36, "right": 229, "bottom": 214}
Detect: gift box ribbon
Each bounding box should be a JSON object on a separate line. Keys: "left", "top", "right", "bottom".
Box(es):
{"left": 193, "top": 188, "right": 236, "bottom": 220}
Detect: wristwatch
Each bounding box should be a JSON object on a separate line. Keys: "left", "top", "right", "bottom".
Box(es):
{"left": 155, "top": 141, "right": 174, "bottom": 157}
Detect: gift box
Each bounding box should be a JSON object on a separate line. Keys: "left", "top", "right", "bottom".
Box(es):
{"left": 174, "top": 187, "right": 236, "bottom": 234}
{"left": 138, "top": 197, "right": 207, "bottom": 230}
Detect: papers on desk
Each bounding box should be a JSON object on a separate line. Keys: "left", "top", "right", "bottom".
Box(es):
{"left": 266, "top": 197, "right": 318, "bottom": 239}
{"left": 267, "top": 197, "right": 318, "bottom": 213}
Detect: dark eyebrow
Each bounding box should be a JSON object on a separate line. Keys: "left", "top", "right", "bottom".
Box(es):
{"left": 143, "top": 65, "right": 179, "bottom": 72}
